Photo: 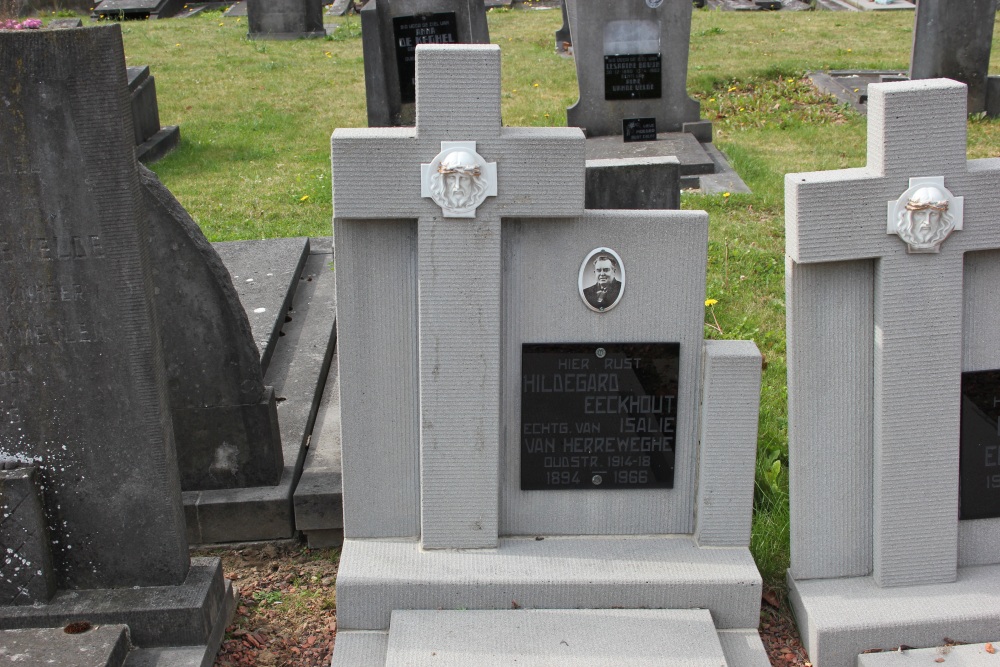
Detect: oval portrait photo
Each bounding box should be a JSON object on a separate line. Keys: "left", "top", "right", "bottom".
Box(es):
{"left": 578, "top": 247, "right": 625, "bottom": 313}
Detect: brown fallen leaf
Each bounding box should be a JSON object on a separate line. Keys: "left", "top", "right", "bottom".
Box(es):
{"left": 935, "top": 658, "right": 945, "bottom": 663}
{"left": 985, "top": 643, "right": 995, "bottom": 654}
{"left": 762, "top": 590, "right": 781, "bottom": 608}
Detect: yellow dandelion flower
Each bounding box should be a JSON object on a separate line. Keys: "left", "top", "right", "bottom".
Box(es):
{"left": 723, "top": 192, "right": 731, "bottom": 198}
{"left": 299, "top": 195, "right": 310, "bottom": 202}
{"left": 533, "top": 83, "right": 539, "bottom": 88}
{"left": 705, "top": 298, "right": 719, "bottom": 307}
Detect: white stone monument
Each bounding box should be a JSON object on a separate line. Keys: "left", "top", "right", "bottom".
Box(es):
{"left": 331, "top": 43, "right": 768, "bottom": 665}
{"left": 786, "top": 78, "right": 1000, "bottom": 667}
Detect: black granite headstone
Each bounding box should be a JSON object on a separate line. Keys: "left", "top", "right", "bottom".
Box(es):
{"left": 0, "top": 26, "right": 189, "bottom": 589}
{"left": 960, "top": 369, "right": 1000, "bottom": 520}
{"left": 361, "top": 0, "right": 490, "bottom": 127}
{"left": 623, "top": 117, "right": 657, "bottom": 142}
{"left": 141, "top": 166, "right": 283, "bottom": 491}
{"left": 520, "top": 343, "right": 678, "bottom": 491}
{"left": 392, "top": 12, "right": 459, "bottom": 103}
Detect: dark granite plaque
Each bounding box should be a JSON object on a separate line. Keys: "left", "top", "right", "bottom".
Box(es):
{"left": 392, "top": 12, "right": 459, "bottom": 103}
{"left": 604, "top": 54, "right": 662, "bottom": 101}
{"left": 623, "top": 117, "right": 657, "bottom": 142}
{"left": 521, "top": 343, "right": 678, "bottom": 491}
{"left": 960, "top": 369, "right": 1000, "bottom": 520}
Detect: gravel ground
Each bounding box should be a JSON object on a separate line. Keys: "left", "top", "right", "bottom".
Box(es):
{"left": 197, "top": 541, "right": 810, "bottom": 667}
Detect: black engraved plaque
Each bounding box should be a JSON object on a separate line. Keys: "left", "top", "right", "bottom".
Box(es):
{"left": 392, "top": 12, "right": 459, "bottom": 103}
{"left": 604, "top": 53, "right": 662, "bottom": 100}
{"left": 521, "top": 343, "right": 678, "bottom": 490}
{"left": 623, "top": 117, "right": 657, "bottom": 142}
{"left": 960, "top": 369, "right": 1000, "bottom": 520}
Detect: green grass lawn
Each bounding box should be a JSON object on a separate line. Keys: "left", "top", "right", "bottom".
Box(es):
{"left": 107, "top": 6, "right": 1000, "bottom": 589}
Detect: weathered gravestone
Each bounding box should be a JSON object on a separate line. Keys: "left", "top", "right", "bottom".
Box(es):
{"left": 565, "top": 0, "right": 707, "bottom": 140}
{"left": 247, "top": 0, "right": 326, "bottom": 40}
{"left": 140, "top": 165, "right": 284, "bottom": 493}
{"left": 361, "top": 0, "right": 489, "bottom": 126}
{"left": 909, "top": 0, "right": 999, "bottom": 115}
{"left": 128, "top": 66, "right": 180, "bottom": 164}
{"left": 0, "top": 25, "right": 233, "bottom": 661}
{"left": 330, "top": 43, "right": 768, "bottom": 666}
{"left": 786, "top": 79, "right": 1000, "bottom": 667}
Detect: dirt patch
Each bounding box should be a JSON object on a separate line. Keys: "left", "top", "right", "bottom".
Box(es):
{"left": 194, "top": 542, "right": 339, "bottom": 667}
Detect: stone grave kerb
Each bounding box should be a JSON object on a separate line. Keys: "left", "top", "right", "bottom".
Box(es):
{"left": 331, "top": 44, "right": 585, "bottom": 550}
{"left": 786, "top": 78, "right": 1000, "bottom": 587}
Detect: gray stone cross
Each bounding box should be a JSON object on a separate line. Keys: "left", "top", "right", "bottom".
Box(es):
{"left": 787, "top": 79, "right": 1000, "bottom": 587}
{"left": 332, "top": 45, "right": 584, "bottom": 549}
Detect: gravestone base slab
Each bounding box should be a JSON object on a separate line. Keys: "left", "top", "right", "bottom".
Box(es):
{"left": 332, "top": 613, "right": 768, "bottom": 667}
{"left": 583, "top": 132, "right": 750, "bottom": 194}
{"left": 335, "top": 536, "right": 761, "bottom": 631}
{"left": 858, "top": 641, "right": 1000, "bottom": 667}
{"left": 247, "top": 29, "right": 327, "bottom": 40}
{"left": 584, "top": 157, "right": 680, "bottom": 210}
{"left": 0, "top": 625, "right": 131, "bottom": 667}
{"left": 788, "top": 564, "right": 1000, "bottom": 667}
{"left": 224, "top": 1, "right": 247, "bottom": 16}
{"left": 0, "top": 558, "right": 235, "bottom": 653}
{"left": 293, "top": 347, "right": 344, "bottom": 548}
{"left": 807, "top": 70, "right": 908, "bottom": 115}
{"left": 178, "top": 238, "right": 335, "bottom": 545}
{"left": 840, "top": 0, "right": 913, "bottom": 9}
{"left": 136, "top": 125, "right": 180, "bottom": 164}
{"left": 91, "top": 0, "right": 185, "bottom": 18}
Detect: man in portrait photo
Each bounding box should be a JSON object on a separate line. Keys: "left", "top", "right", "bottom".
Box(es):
{"left": 583, "top": 254, "right": 622, "bottom": 310}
